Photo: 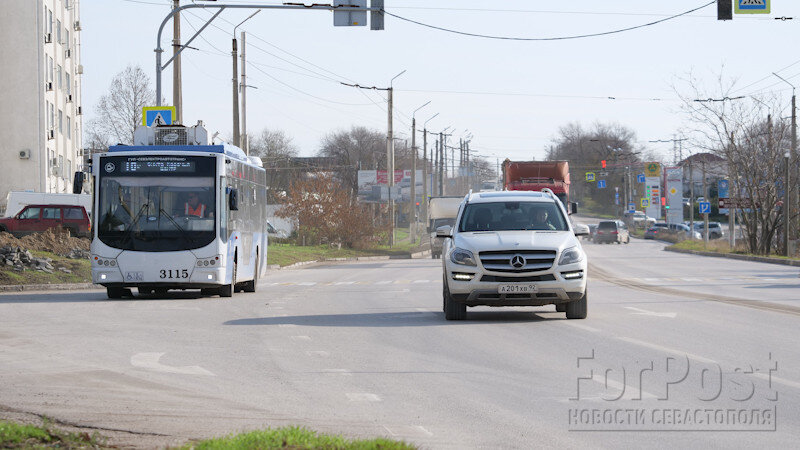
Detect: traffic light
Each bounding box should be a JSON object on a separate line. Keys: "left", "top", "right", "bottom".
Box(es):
{"left": 601, "top": 160, "right": 607, "bottom": 169}
{"left": 661, "top": 197, "right": 666, "bottom": 206}
{"left": 717, "top": 0, "right": 732, "bottom": 20}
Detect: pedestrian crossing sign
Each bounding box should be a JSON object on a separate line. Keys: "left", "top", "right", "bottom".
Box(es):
{"left": 641, "top": 198, "right": 650, "bottom": 208}
{"left": 736, "top": 0, "right": 769, "bottom": 14}
{"left": 142, "top": 106, "right": 177, "bottom": 127}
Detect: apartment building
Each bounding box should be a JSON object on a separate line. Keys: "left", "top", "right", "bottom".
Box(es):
{"left": 0, "top": 0, "right": 83, "bottom": 212}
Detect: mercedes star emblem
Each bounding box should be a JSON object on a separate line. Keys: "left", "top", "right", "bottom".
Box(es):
{"left": 510, "top": 254, "right": 526, "bottom": 269}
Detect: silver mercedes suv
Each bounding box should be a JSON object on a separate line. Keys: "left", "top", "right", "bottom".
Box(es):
{"left": 437, "top": 190, "right": 588, "bottom": 320}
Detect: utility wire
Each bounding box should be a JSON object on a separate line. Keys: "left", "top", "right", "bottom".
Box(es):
{"left": 383, "top": 1, "right": 715, "bottom": 42}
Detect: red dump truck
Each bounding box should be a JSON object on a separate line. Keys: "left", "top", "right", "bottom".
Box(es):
{"left": 502, "top": 160, "right": 571, "bottom": 206}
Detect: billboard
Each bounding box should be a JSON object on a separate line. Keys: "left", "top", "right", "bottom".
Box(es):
{"left": 357, "top": 170, "right": 423, "bottom": 202}
{"left": 665, "top": 167, "right": 683, "bottom": 224}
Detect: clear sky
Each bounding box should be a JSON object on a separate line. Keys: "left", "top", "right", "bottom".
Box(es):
{"left": 80, "top": 0, "right": 800, "bottom": 164}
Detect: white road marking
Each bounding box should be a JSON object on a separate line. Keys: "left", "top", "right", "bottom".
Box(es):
{"left": 374, "top": 280, "right": 393, "bottom": 285}
{"left": 616, "top": 336, "right": 717, "bottom": 364}
{"left": 753, "top": 372, "right": 800, "bottom": 391}
{"left": 291, "top": 335, "right": 312, "bottom": 341}
{"left": 347, "top": 393, "right": 381, "bottom": 402}
{"left": 592, "top": 373, "right": 658, "bottom": 400}
{"left": 334, "top": 281, "right": 356, "bottom": 285}
{"left": 297, "top": 282, "right": 316, "bottom": 286}
{"left": 624, "top": 306, "right": 677, "bottom": 318}
{"left": 322, "top": 369, "right": 352, "bottom": 376}
{"left": 278, "top": 324, "right": 297, "bottom": 328}
{"left": 305, "top": 350, "right": 330, "bottom": 357}
{"left": 562, "top": 321, "right": 601, "bottom": 333}
{"left": 130, "top": 352, "right": 214, "bottom": 376}
{"left": 642, "top": 278, "right": 662, "bottom": 282}
{"left": 412, "top": 280, "right": 430, "bottom": 284}
{"left": 415, "top": 426, "right": 434, "bottom": 437}
{"left": 680, "top": 278, "right": 702, "bottom": 282}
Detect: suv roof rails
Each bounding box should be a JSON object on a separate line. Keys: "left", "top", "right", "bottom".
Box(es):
{"left": 540, "top": 188, "right": 556, "bottom": 199}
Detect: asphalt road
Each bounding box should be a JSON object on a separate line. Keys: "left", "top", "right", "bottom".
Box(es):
{"left": 1, "top": 235, "right": 799, "bottom": 448}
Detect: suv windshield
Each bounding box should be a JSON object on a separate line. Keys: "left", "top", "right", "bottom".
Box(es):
{"left": 458, "top": 201, "right": 568, "bottom": 232}
{"left": 597, "top": 221, "right": 617, "bottom": 230}
{"left": 97, "top": 155, "right": 216, "bottom": 252}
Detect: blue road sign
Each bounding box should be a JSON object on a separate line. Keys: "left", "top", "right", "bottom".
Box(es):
{"left": 699, "top": 201, "right": 711, "bottom": 214}
{"left": 615, "top": 192, "right": 619, "bottom": 205}
{"left": 142, "top": 106, "right": 176, "bottom": 127}
{"left": 637, "top": 174, "right": 646, "bottom": 183}
{"left": 628, "top": 202, "right": 635, "bottom": 211}
{"left": 597, "top": 180, "right": 606, "bottom": 189}
{"left": 718, "top": 179, "right": 729, "bottom": 198}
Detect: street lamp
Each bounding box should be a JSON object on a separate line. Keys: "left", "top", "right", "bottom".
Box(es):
{"left": 785, "top": 150, "right": 791, "bottom": 256}
{"left": 231, "top": 10, "right": 261, "bottom": 148}
{"left": 409, "top": 101, "right": 431, "bottom": 243}
{"left": 774, "top": 73, "right": 798, "bottom": 249}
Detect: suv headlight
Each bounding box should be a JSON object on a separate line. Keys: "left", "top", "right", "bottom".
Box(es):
{"left": 450, "top": 247, "right": 477, "bottom": 266}
{"left": 558, "top": 246, "right": 583, "bottom": 266}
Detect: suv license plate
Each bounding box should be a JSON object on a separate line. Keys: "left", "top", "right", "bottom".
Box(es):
{"left": 498, "top": 284, "right": 537, "bottom": 294}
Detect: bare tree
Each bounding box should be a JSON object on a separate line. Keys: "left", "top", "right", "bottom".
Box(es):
{"left": 91, "top": 65, "right": 156, "bottom": 145}
{"left": 547, "top": 122, "right": 653, "bottom": 213}
{"left": 677, "top": 71, "right": 790, "bottom": 254}
{"left": 317, "top": 126, "right": 385, "bottom": 196}
{"left": 249, "top": 128, "right": 300, "bottom": 203}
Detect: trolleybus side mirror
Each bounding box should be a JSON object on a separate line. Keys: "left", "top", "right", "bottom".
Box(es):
{"left": 229, "top": 188, "right": 239, "bottom": 211}
{"left": 72, "top": 171, "right": 84, "bottom": 194}
{"left": 570, "top": 202, "right": 578, "bottom": 215}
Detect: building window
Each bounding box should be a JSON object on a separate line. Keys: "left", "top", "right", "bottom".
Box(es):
{"left": 56, "top": 20, "right": 61, "bottom": 43}
{"left": 58, "top": 110, "right": 63, "bottom": 134}
{"left": 48, "top": 102, "right": 54, "bottom": 129}
{"left": 48, "top": 57, "right": 53, "bottom": 82}
{"left": 65, "top": 29, "right": 70, "bottom": 49}
{"left": 57, "top": 65, "right": 62, "bottom": 90}
{"left": 65, "top": 73, "right": 71, "bottom": 95}
{"left": 47, "top": 9, "right": 53, "bottom": 35}
{"left": 67, "top": 117, "right": 71, "bottom": 139}
{"left": 66, "top": 160, "right": 72, "bottom": 180}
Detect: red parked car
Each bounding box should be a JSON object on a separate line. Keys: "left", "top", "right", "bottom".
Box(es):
{"left": 0, "top": 204, "right": 90, "bottom": 238}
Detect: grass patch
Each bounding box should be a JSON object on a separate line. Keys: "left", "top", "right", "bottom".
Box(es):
{"left": 668, "top": 239, "right": 800, "bottom": 260}
{"left": 183, "top": 426, "right": 415, "bottom": 450}
{"left": 0, "top": 250, "right": 90, "bottom": 286}
{"left": 267, "top": 243, "right": 416, "bottom": 267}
{"left": 0, "top": 420, "right": 104, "bottom": 448}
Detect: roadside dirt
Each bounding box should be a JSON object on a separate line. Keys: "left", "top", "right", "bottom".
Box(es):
{"left": 0, "top": 228, "right": 89, "bottom": 256}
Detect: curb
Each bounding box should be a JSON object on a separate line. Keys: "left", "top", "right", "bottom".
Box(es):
{"left": 0, "top": 282, "right": 102, "bottom": 293}
{"left": 665, "top": 246, "right": 800, "bottom": 267}
{"left": 270, "top": 249, "right": 431, "bottom": 270}
{"left": 1, "top": 251, "right": 435, "bottom": 291}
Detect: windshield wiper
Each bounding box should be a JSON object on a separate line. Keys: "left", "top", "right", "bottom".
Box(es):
{"left": 119, "top": 202, "right": 150, "bottom": 249}
{"left": 158, "top": 208, "right": 196, "bottom": 244}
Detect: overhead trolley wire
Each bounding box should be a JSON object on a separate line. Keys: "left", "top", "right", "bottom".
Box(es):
{"left": 383, "top": 1, "right": 715, "bottom": 42}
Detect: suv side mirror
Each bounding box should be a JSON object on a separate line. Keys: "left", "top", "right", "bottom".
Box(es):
{"left": 229, "top": 188, "right": 239, "bottom": 211}
{"left": 435, "top": 225, "right": 452, "bottom": 238}
{"left": 570, "top": 202, "right": 578, "bottom": 215}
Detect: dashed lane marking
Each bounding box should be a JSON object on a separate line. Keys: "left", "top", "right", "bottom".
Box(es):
{"left": 305, "top": 350, "right": 330, "bottom": 357}
{"left": 290, "top": 335, "right": 312, "bottom": 341}
{"left": 347, "top": 393, "right": 381, "bottom": 402}
{"left": 130, "top": 352, "right": 214, "bottom": 376}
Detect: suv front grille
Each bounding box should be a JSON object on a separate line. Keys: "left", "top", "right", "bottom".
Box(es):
{"left": 478, "top": 250, "right": 557, "bottom": 273}
{"left": 480, "top": 274, "right": 556, "bottom": 282}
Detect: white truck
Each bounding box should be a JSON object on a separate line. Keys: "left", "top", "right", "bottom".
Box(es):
{"left": 428, "top": 196, "right": 463, "bottom": 259}
{"left": 3, "top": 191, "right": 92, "bottom": 218}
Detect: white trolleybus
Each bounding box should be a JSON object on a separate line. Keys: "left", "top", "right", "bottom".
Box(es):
{"left": 89, "top": 123, "right": 267, "bottom": 299}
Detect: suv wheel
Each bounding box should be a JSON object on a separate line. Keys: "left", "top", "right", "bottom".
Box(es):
{"left": 443, "top": 276, "right": 466, "bottom": 320}
{"left": 566, "top": 290, "right": 588, "bottom": 319}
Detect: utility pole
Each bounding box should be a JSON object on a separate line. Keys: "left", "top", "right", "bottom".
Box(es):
{"left": 231, "top": 35, "right": 240, "bottom": 147}
{"left": 409, "top": 101, "right": 430, "bottom": 245}
{"left": 438, "top": 133, "right": 444, "bottom": 195}
{"left": 774, "top": 72, "right": 797, "bottom": 253}
{"left": 240, "top": 31, "right": 248, "bottom": 154}
{"left": 422, "top": 113, "right": 438, "bottom": 225}
{"left": 172, "top": 0, "right": 183, "bottom": 123}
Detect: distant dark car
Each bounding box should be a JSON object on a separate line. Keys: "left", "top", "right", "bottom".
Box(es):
{"left": 594, "top": 220, "right": 630, "bottom": 244}
{"left": 0, "top": 204, "right": 90, "bottom": 238}
{"left": 644, "top": 222, "right": 669, "bottom": 240}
